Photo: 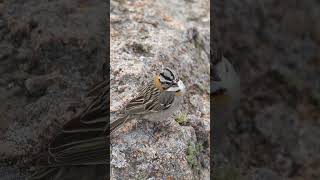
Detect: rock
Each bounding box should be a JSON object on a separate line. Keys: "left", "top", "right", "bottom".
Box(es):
{"left": 111, "top": 147, "right": 128, "bottom": 169}
{"left": 255, "top": 103, "right": 299, "bottom": 149}
{"left": 24, "top": 72, "right": 60, "bottom": 97}
{"left": 0, "top": 165, "right": 25, "bottom": 180}
{"left": 0, "top": 43, "right": 13, "bottom": 60}
{"left": 281, "top": 10, "right": 310, "bottom": 37}
{"left": 274, "top": 153, "right": 293, "bottom": 177}
{"left": 292, "top": 125, "right": 320, "bottom": 164}
{"left": 311, "top": 20, "right": 320, "bottom": 44}
{"left": 110, "top": 0, "right": 210, "bottom": 178}
{"left": 250, "top": 168, "right": 284, "bottom": 180}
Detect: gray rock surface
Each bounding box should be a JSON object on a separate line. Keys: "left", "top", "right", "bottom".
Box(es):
{"left": 1, "top": 0, "right": 210, "bottom": 179}
{"left": 110, "top": 0, "right": 209, "bottom": 179}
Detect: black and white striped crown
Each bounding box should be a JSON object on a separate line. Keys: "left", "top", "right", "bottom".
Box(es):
{"left": 159, "top": 67, "right": 179, "bottom": 89}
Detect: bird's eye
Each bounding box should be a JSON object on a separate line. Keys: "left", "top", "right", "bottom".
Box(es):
{"left": 176, "top": 89, "right": 181, "bottom": 92}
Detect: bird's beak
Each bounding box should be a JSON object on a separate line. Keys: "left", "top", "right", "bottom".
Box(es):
{"left": 178, "top": 80, "right": 186, "bottom": 94}
{"left": 166, "top": 80, "right": 186, "bottom": 93}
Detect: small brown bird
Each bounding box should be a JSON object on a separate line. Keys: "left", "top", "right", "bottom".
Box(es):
{"left": 110, "top": 67, "right": 186, "bottom": 134}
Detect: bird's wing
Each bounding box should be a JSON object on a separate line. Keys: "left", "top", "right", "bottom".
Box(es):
{"left": 46, "top": 80, "right": 109, "bottom": 166}
{"left": 70, "top": 80, "right": 108, "bottom": 127}
{"left": 110, "top": 114, "right": 129, "bottom": 134}
{"left": 109, "top": 89, "right": 175, "bottom": 134}
{"left": 31, "top": 80, "right": 109, "bottom": 180}
{"left": 55, "top": 80, "right": 109, "bottom": 136}
{"left": 124, "top": 82, "right": 175, "bottom": 115}
{"left": 151, "top": 91, "right": 175, "bottom": 111}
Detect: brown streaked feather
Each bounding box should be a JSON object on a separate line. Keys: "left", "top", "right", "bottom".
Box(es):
{"left": 31, "top": 80, "right": 109, "bottom": 179}
{"left": 123, "top": 81, "right": 175, "bottom": 114}
{"left": 48, "top": 80, "right": 108, "bottom": 164}
{"left": 110, "top": 79, "right": 176, "bottom": 134}
{"left": 110, "top": 114, "right": 129, "bottom": 134}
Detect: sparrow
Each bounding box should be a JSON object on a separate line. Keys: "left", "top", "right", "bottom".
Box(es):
{"left": 110, "top": 67, "right": 186, "bottom": 134}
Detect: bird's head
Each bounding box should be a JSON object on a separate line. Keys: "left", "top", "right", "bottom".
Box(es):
{"left": 211, "top": 57, "right": 240, "bottom": 106}
{"left": 154, "top": 67, "right": 186, "bottom": 96}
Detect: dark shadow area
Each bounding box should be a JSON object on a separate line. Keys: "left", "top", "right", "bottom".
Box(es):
{"left": 212, "top": 0, "right": 320, "bottom": 179}
{"left": 0, "top": 0, "right": 109, "bottom": 179}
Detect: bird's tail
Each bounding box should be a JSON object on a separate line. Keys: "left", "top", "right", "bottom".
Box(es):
{"left": 29, "top": 166, "right": 58, "bottom": 180}
{"left": 29, "top": 164, "right": 107, "bottom": 180}
{"left": 110, "top": 114, "right": 130, "bottom": 134}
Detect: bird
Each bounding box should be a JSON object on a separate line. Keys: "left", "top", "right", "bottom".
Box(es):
{"left": 110, "top": 67, "right": 186, "bottom": 134}
{"left": 211, "top": 51, "right": 240, "bottom": 160}
{"left": 29, "top": 67, "right": 186, "bottom": 179}
{"left": 29, "top": 79, "right": 109, "bottom": 180}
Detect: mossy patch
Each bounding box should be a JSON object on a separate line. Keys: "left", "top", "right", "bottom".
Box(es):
{"left": 186, "top": 142, "right": 203, "bottom": 169}
{"left": 174, "top": 112, "right": 188, "bottom": 125}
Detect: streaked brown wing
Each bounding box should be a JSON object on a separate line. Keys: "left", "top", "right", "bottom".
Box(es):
{"left": 124, "top": 81, "right": 156, "bottom": 114}
{"left": 47, "top": 80, "right": 109, "bottom": 166}
{"left": 31, "top": 80, "right": 109, "bottom": 179}
{"left": 124, "top": 82, "right": 175, "bottom": 114}
{"left": 152, "top": 91, "right": 175, "bottom": 111}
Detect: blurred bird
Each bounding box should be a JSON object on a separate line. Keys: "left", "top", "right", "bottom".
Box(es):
{"left": 183, "top": 26, "right": 241, "bottom": 155}
{"left": 211, "top": 52, "right": 240, "bottom": 157}
{"left": 30, "top": 73, "right": 109, "bottom": 180}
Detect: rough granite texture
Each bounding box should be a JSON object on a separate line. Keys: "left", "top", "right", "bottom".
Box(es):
{"left": 110, "top": 0, "right": 210, "bottom": 179}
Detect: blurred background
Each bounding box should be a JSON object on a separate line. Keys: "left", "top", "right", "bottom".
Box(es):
{"left": 0, "top": 0, "right": 106, "bottom": 178}
{"left": 214, "top": 0, "right": 320, "bottom": 179}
